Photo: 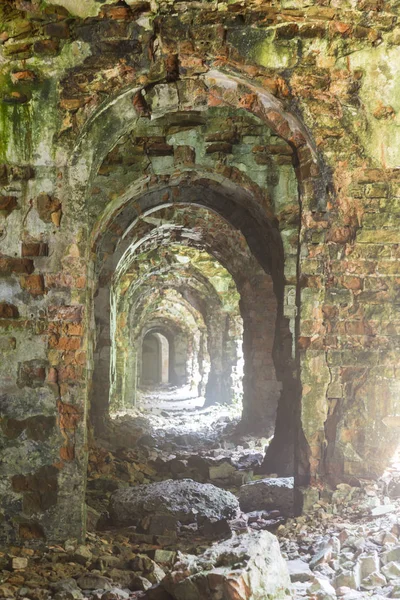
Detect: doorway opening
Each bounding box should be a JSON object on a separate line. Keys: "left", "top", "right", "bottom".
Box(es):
{"left": 140, "top": 331, "right": 170, "bottom": 386}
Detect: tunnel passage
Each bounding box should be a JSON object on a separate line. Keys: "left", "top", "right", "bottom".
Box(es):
{"left": 91, "top": 190, "right": 298, "bottom": 475}
{"left": 111, "top": 238, "right": 243, "bottom": 412}
{"left": 5, "top": 0, "right": 400, "bottom": 552}
{"left": 87, "top": 103, "right": 302, "bottom": 477}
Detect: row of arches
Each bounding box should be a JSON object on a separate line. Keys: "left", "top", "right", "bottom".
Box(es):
{"left": 65, "top": 67, "right": 382, "bottom": 497}
{"left": 75, "top": 72, "right": 311, "bottom": 483}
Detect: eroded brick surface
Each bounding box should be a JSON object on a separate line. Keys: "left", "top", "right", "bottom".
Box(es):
{"left": 1, "top": 0, "right": 400, "bottom": 544}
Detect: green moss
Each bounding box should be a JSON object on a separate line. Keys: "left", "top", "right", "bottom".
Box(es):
{"left": 43, "top": 0, "right": 118, "bottom": 18}
{"left": 0, "top": 102, "right": 32, "bottom": 162}
{"left": 227, "top": 28, "right": 298, "bottom": 69}
{"left": 338, "top": 45, "right": 400, "bottom": 168}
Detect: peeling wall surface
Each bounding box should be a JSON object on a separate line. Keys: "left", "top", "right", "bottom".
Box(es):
{"left": 1, "top": 0, "right": 400, "bottom": 544}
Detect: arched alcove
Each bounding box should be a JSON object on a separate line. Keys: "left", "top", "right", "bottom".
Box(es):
{"left": 140, "top": 331, "right": 169, "bottom": 386}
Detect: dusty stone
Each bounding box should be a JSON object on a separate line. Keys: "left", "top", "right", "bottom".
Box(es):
{"left": 382, "top": 561, "right": 400, "bottom": 581}
{"left": 152, "top": 550, "right": 176, "bottom": 567}
{"left": 239, "top": 477, "right": 294, "bottom": 516}
{"left": 208, "top": 461, "right": 236, "bottom": 481}
{"left": 77, "top": 574, "right": 113, "bottom": 591}
{"left": 287, "top": 558, "right": 313, "bottom": 582}
{"left": 310, "top": 577, "right": 336, "bottom": 598}
{"left": 110, "top": 479, "right": 239, "bottom": 529}
{"left": 73, "top": 545, "right": 93, "bottom": 565}
{"left": 309, "top": 543, "right": 333, "bottom": 569}
{"left": 370, "top": 504, "right": 395, "bottom": 516}
{"left": 163, "top": 530, "right": 291, "bottom": 600}
{"left": 129, "top": 555, "right": 165, "bottom": 584}
{"left": 51, "top": 579, "right": 84, "bottom": 599}
{"left": 334, "top": 570, "right": 360, "bottom": 590}
{"left": 11, "top": 557, "right": 28, "bottom": 570}
{"left": 360, "top": 571, "right": 387, "bottom": 590}
{"left": 381, "top": 546, "right": 400, "bottom": 565}
{"left": 355, "top": 552, "right": 379, "bottom": 581}
{"left": 130, "top": 575, "right": 152, "bottom": 592}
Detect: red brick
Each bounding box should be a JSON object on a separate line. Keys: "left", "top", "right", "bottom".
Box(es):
{"left": 21, "top": 242, "right": 48, "bottom": 257}
{"left": 20, "top": 274, "right": 45, "bottom": 296}
{"left": 56, "top": 337, "right": 81, "bottom": 351}
{"left": 0, "top": 254, "right": 34, "bottom": 275}
{"left": 57, "top": 364, "right": 82, "bottom": 382}
{"left": 0, "top": 196, "right": 18, "bottom": 214}
{"left": 10, "top": 70, "right": 36, "bottom": 83}
{"left": 48, "top": 305, "right": 83, "bottom": 322}
{"left": 60, "top": 444, "right": 75, "bottom": 461}
{"left": 65, "top": 323, "right": 83, "bottom": 336}
{"left": 0, "top": 303, "right": 19, "bottom": 318}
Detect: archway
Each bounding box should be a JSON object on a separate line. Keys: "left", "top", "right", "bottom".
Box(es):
{"left": 140, "top": 331, "right": 169, "bottom": 386}
{"left": 77, "top": 72, "right": 317, "bottom": 486}
{"left": 91, "top": 178, "right": 296, "bottom": 476}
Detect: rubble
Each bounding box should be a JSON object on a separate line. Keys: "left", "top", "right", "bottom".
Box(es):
{"left": 239, "top": 477, "right": 294, "bottom": 517}
{"left": 2, "top": 396, "right": 400, "bottom": 600}
{"left": 163, "top": 530, "right": 291, "bottom": 600}
{"left": 1, "top": 445, "right": 400, "bottom": 600}
{"left": 109, "top": 479, "right": 240, "bottom": 532}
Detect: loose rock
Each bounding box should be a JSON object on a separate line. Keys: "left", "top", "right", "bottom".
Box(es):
{"left": 109, "top": 479, "right": 239, "bottom": 531}
{"left": 239, "top": 477, "right": 294, "bottom": 516}
{"left": 163, "top": 530, "right": 291, "bottom": 600}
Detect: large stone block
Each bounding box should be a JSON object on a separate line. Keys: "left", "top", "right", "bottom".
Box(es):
{"left": 238, "top": 477, "right": 294, "bottom": 516}
{"left": 109, "top": 479, "right": 239, "bottom": 531}
{"left": 163, "top": 530, "right": 291, "bottom": 600}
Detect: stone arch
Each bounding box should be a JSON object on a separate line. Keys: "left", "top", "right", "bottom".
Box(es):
{"left": 69, "top": 69, "right": 326, "bottom": 215}
{"left": 78, "top": 71, "right": 328, "bottom": 483}
{"left": 91, "top": 192, "right": 293, "bottom": 475}
{"left": 141, "top": 318, "right": 201, "bottom": 391}
{"left": 142, "top": 323, "right": 178, "bottom": 387}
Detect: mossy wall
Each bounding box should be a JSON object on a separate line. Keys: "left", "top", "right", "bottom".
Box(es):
{"left": 1, "top": 0, "right": 400, "bottom": 542}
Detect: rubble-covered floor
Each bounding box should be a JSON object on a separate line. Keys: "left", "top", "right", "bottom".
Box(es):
{"left": 2, "top": 390, "right": 400, "bottom": 599}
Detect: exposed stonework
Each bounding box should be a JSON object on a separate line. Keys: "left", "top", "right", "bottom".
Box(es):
{"left": 1, "top": 0, "right": 400, "bottom": 552}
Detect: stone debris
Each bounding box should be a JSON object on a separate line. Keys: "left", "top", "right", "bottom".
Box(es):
{"left": 163, "top": 530, "right": 291, "bottom": 600}
{"left": 109, "top": 479, "right": 240, "bottom": 531}
{"left": 287, "top": 558, "right": 314, "bottom": 583}
{"left": 0, "top": 526, "right": 290, "bottom": 600}
{"left": 87, "top": 410, "right": 268, "bottom": 526}
{"left": 239, "top": 476, "right": 294, "bottom": 516}
{"left": 278, "top": 476, "right": 400, "bottom": 599}
{"left": 11, "top": 557, "right": 28, "bottom": 570}
{"left": 3, "top": 464, "right": 400, "bottom": 600}
{"left": 4, "top": 403, "right": 400, "bottom": 600}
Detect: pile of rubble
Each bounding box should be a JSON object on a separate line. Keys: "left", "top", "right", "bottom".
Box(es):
{"left": 86, "top": 404, "right": 400, "bottom": 600}
{"left": 3, "top": 473, "right": 400, "bottom": 599}
{"left": 0, "top": 526, "right": 291, "bottom": 600}
{"left": 0, "top": 476, "right": 292, "bottom": 600}
{"left": 6, "top": 396, "right": 400, "bottom": 600}
{"left": 87, "top": 409, "right": 269, "bottom": 529}
{"left": 280, "top": 475, "right": 400, "bottom": 599}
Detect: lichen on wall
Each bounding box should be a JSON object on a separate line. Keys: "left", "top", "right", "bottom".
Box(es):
{"left": 2, "top": 0, "right": 400, "bottom": 544}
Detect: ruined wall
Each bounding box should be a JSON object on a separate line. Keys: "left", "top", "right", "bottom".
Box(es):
{"left": 1, "top": 0, "right": 400, "bottom": 543}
